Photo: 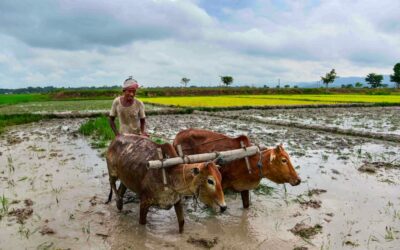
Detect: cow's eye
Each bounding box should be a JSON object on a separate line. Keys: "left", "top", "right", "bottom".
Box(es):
{"left": 281, "top": 158, "right": 287, "bottom": 163}
{"left": 207, "top": 179, "right": 214, "bottom": 185}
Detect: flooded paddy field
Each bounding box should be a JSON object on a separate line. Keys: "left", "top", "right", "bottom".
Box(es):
{"left": 213, "top": 106, "right": 400, "bottom": 135}
{"left": 1, "top": 108, "right": 399, "bottom": 249}
{"left": 0, "top": 100, "right": 166, "bottom": 115}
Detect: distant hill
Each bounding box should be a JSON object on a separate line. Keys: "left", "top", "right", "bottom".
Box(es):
{"left": 294, "top": 75, "right": 395, "bottom": 88}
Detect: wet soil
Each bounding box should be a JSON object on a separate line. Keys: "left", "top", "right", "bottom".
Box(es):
{"left": 1, "top": 108, "right": 399, "bottom": 249}
{"left": 214, "top": 106, "right": 400, "bottom": 135}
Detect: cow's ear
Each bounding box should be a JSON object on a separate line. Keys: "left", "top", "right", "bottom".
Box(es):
{"left": 191, "top": 167, "right": 200, "bottom": 175}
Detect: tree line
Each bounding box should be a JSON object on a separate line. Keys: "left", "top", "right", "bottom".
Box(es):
{"left": 181, "top": 62, "right": 400, "bottom": 89}
{"left": 321, "top": 62, "right": 400, "bottom": 89}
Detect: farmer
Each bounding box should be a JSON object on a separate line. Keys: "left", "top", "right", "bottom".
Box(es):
{"left": 109, "top": 77, "right": 149, "bottom": 137}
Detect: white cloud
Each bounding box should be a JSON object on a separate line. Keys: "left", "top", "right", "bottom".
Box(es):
{"left": 0, "top": 0, "right": 399, "bottom": 88}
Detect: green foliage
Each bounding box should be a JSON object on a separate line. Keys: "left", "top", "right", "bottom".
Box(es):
{"left": 78, "top": 116, "right": 116, "bottom": 147}
{"left": 180, "top": 77, "right": 190, "bottom": 87}
{"left": 253, "top": 184, "right": 275, "bottom": 196}
{"left": 0, "top": 194, "right": 9, "bottom": 219}
{"left": 0, "top": 94, "right": 50, "bottom": 105}
{"left": 390, "top": 62, "right": 400, "bottom": 89}
{"left": 341, "top": 84, "right": 353, "bottom": 89}
{"left": 355, "top": 82, "right": 363, "bottom": 88}
{"left": 321, "top": 69, "right": 337, "bottom": 89}
{"left": 365, "top": 73, "right": 384, "bottom": 88}
{"left": 150, "top": 136, "right": 165, "bottom": 144}
{"left": 220, "top": 76, "right": 234, "bottom": 87}
{"left": 0, "top": 114, "right": 49, "bottom": 134}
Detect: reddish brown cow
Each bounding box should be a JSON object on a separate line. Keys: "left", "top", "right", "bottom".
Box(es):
{"left": 106, "top": 134, "right": 226, "bottom": 233}
{"left": 173, "top": 128, "right": 301, "bottom": 208}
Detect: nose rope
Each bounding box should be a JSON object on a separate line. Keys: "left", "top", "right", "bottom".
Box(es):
{"left": 182, "top": 164, "right": 199, "bottom": 202}
{"left": 256, "top": 146, "right": 264, "bottom": 178}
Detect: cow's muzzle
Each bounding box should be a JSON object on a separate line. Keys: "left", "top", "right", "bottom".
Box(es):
{"left": 290, "top": 177, "right": 301, "bottom": 186}
{"left": 220, "top": 205, "right": 227, "bottom": 213}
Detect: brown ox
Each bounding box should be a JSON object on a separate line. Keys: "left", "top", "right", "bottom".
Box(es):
{"left": 106, "top": 134, "right": 226, "bottom": 233}
{"left": 173, "top": 128, "right": 301, "bottom": 208}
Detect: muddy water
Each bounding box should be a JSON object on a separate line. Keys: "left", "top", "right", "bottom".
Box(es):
{"left": 0, "top": 119, "right": 111, "bottom": 249}
{"left": 0, "top": 114, "right": 399, "bottom": 249}
{"left": 214, "top": 106, "right": 400, "bottom": 135}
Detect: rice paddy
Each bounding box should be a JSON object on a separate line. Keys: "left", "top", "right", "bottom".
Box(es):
{"left": 0, "top": 100, "right": 164, "bottom": 115}
{"left": 141, "top": 94, "right": 400, "bottom": 107}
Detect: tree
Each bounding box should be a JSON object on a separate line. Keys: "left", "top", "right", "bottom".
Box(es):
{"left": 355, "top": 82, "right": 363, "bottom": 88}
{"left": 220, "top": 76, "right": 233, "bottom": 87}
{"left": 390, "top": 63, "right": 400, "bottom": 89}
{"left": 180, "top": 77, "right": 190, "bottom": 88}
{"left": 284, "top": 84, "right": 290, "bottom": 88}
{"left": 365, "top": 73, "right": 383, "bottom": 88}
{"left": 321, "top": 69, "right": 337, "bottom": 89}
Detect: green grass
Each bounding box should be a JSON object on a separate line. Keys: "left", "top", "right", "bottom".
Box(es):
{"left": 78, "top": 116, "right": 116, "bottom": 147}
{"left": 0, "top": 100, "right": 166, "bottom": 115}
{"left": 0, "top": 114, "right": 50, "bottom": 134}
{"left": 0, "top": 194, "right": 9, "bottom": 219}
{"left": 0, "top": 94, "right": 50, "bottom": 105}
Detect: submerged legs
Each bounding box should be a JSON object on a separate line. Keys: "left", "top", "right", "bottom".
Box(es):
{"left": 241, "top": 190, "right": 250, "bottom": 208}
{"left": 174, "top": 200, "right": 185, "bottom": 233}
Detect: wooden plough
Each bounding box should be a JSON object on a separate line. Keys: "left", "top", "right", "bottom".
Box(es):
{"left": 147, "top": 145, "right": 259, "bottom": 169}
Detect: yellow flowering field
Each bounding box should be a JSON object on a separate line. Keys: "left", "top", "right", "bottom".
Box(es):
{"left": 142, "top": 94, "right": 400, "bottom": 107}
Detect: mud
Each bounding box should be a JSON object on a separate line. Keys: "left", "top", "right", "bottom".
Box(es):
{"left": 187, "top": 236, "right": 219, "bottom": 248}
{"left": 213, "top": 106, "right": 400, "bottom": 135}
{"left": 0, "top": 107, "right": 399, "bottom": 249}
{"left": 290, "top": 223, "right": 323, "bottom": 239}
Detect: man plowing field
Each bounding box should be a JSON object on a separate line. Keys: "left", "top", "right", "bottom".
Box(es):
{"left": 109, "top": 77, "right": 148, "bottom": 137}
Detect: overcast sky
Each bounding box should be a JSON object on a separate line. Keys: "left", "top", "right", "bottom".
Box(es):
{"left": 0, "top": 0, "right": 399, "bottom": 88}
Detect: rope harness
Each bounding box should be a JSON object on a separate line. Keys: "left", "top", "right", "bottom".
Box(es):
{"left": 182, "top": 164, "right": 200, "bottom": 211}
{"left": 256, "top": 146, "right": 264, "bottom": 178}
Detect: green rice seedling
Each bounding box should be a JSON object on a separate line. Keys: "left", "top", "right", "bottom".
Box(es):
{"left": 7, "top": 155, "right": 15, "bottom": 173}
{"left": 0, "top": 93, "right": 50, "bottom": 105}
{"left": 18, "top": 224, "right": 31, "bottom": 239}
{"left": 18, "top": 176, "right": 28, "bottom": 182}
{"left": 0, "top": 194, "right": 9, "bottom": 218}
{"left": 384, "top": 226, "right": 396, "bottom": 241}
{"left": 253, "top": 183, "right": 275, "bottom": 196}
{"left": 0, "top": 114, "right": 48, "bottom": 134}
{"left": 79, "top": 115, "right": 116, "bottom": 142}
{"left": 36, "top": 241, "right": 54, "bottom": 250}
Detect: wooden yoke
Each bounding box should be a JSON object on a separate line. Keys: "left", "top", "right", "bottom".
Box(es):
{"left": 177, "top": 145, "right": 184, "bottom": 158}
{"left": 148, "top": 146, "right": 259, "bottom": 169}
{"left": 157, "top": 148, "right": 168, "bottom": 191}
{"left": 240, "top": 141, "right": 252, "bottom": 174}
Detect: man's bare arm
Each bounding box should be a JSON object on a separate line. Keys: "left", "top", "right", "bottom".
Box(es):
{"left": 140, "top": 118, "right": 148, "bottom": 137}
{"left": 109, "top": 116, "right": 119, "bottom": 136}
